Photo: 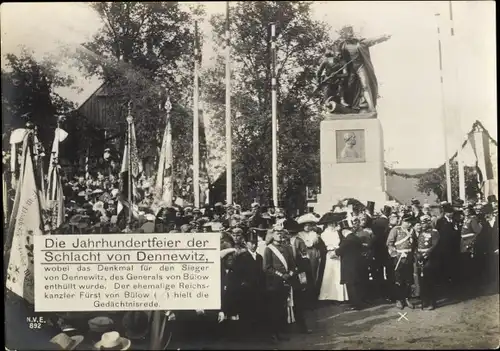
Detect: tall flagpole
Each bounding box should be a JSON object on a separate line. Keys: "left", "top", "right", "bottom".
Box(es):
{"left": 225, "top": 2, "right": 232, "bottom": 205}
{"left": 193, "top": 20, "right": 200, "bottom": 208}
{"left": 435, "top": 13, "right": 452, "bottom": 203}
{"left": 271, "top": 23, "right": 278, "bottom": 207}
{"left": 126, "top": 101, "right": 133, "bottom": 230}
{"left": 448, "top": 1, "right": 466, "bottom": 201}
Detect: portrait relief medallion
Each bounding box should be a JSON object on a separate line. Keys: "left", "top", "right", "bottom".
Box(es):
{"left": 336, "top": 129, "right": 366, "bottom": 163}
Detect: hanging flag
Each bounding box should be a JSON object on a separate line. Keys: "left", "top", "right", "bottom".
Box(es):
{"left": 466, "top": 126, "right": 496, "bottom": 199}
{"left": 9, "top": 128, "right": 29, "bottom": 190}
{"left": 117, "top": 118, "right": 143, "bottom": 218}
{"left": 155, "top": 102, "right": 174, "bottom": 206}
{"left": 195, "top": 24, "right": 211, "bottom": 206}
{"left": 46, "top": 128, "right": 68, "bottom": 232}
{"left": 6, "top": 130, "right": 45, "bottom": 304}
{"left": 3, "top": 171, "right": 8, "bottom": 226}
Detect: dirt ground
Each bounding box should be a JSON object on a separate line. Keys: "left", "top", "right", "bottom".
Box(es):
{"left": 6, "top": 287, "right": 499, "bottom": 350}
{"left": 169, "top": 287, "right": 499, "bottom": 350}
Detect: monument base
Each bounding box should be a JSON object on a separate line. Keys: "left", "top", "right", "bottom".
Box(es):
{"left": 313, "top": 113, "right": 387, "bottom": 215}
{"left": 314, "top": 187, "right": 388, "bottom": 215}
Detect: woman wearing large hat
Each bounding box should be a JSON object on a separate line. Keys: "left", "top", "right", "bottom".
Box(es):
{"left": 318, "top": 211, "right": 349, "bottom": 303}
{"left": 297, "top": 213, "right": 323, "bottom": 297}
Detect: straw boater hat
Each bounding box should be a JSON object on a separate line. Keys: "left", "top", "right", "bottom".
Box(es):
{"left": 93, "top": 331, "right": 131, "bottom": 351}
{"left": 50, "top": 333, "right": 84, "bottom": 351}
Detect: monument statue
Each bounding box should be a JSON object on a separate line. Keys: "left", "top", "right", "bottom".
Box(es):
{"left": 316, "top": 26, "right": 391, "bottom": 114}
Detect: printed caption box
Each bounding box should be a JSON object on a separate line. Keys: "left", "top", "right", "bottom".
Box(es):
{"left": 33, "top": 233, "right": 221, "bottom": 312}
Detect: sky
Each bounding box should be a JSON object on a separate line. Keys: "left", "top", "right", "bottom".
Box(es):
{"left": 1, "top": 1, "right": 496, "bottom": 169}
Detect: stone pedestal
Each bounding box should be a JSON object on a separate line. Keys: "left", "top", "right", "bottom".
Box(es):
{"left": 313, "top": 112, "right": 387, "bottom": 214}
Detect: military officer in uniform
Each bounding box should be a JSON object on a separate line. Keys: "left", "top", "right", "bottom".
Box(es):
{"left": 414, "top": 215, "right": 440, "bottom": 310}
{"left": 460, "top": 203, "right": 483, "bottom": 285}
{"left": 386, "top": 213, "right": 415, "bottom": 309}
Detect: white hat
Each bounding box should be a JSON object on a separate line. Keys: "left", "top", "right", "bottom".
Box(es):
{"left": 93, "top": 331, "right": 131, "bottom": 350}
{"left": 50, "top": 333, "right": 84, "bottom": 350}
{"left": 297, "top": 213, "right": 319, "bottom": 225}
{"left": 145, "top": 214, "right": 156, "bottom": 222}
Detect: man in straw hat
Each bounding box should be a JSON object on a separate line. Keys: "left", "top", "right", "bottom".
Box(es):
{"left": 263, "top": 227, "right": 297, "bottom": 343}
{"left": 386, "top": 213, "right": 416, "bottom": 310}
{"left": 93, "top": 331, "right": 131, "bottom": 350}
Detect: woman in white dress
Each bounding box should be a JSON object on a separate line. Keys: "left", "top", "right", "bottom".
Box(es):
{"left": 319, "top": 221, "right": 349, "bottom": 302}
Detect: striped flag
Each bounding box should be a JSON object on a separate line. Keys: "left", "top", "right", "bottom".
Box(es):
{"left": 467, "top": 128, "right": 497, "bottom": 198}
{"left": 5, "top": 130, "right": 45, "bottom": 304}
{"left": 117, "top": 117, "right": 143, "bottom": 217}
{"left": 46, "top": 128, "right": 68, "bottom": 232}
{"left": 155, "top": 97, "right": 173, "bottom": 206}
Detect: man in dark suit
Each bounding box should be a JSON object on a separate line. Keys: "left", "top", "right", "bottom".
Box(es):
{"left": 335, "top": 226, "right": 368, "bottom": 310}
{"left": 233, "top": 232, "right": 265, "bottom": 337}
{"left": 371, "top": 206, "right": 392, "bottom": 301}
{"left": 263, "top": 228, "right": 297, "bottom": 342}
{"left": 435, "top": 203, "right": 461, "bottom": 288}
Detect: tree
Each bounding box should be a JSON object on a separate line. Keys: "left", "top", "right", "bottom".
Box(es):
{"left": 1, "top": 48, "right": 76, "bottom": 154}
{"left": 72, "top": 2, "right": 204, "bottom": 186}
{"left": 416, "top": 161, "right": 481, "bottom": 202}
{"left": 203, "top": 1, "right": 333, "bottom": 210}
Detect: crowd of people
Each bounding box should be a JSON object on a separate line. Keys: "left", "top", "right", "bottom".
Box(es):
{"left": 44, "top": 176, "right": 499, "bottom": 346}
{"left": 3, "top": 149, "right": 499, "bottom": 347}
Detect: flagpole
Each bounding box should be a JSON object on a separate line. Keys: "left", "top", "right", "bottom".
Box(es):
{"left": 271, "top": 22, "right": 278, "bottom": 207}
{"left": 435, "top": 13, "right": 452, "bottom": 203}
{"left": 126, "top": 101, "right": 133, "bottom": 231}
{"left": 193, "top": 20, "right": 200, "bottom": 208}
{"left": 448, "top": 1, "right": 466, "bottom": 201}
{"left": 225, "top": 1, "right": 232, "bottom": 205}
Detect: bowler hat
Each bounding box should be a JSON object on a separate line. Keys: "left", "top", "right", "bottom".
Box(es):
{"left": 122, "top": 311, "right": 150, "bottom": 340}
{"left": 488, "top": 195, "right": 497, "bottom": 203}
{"left": 411, "top": 198, "right": 420, "bottom": 206}
{"left": 442, "top": 204, "right": 454, "bottom": 213}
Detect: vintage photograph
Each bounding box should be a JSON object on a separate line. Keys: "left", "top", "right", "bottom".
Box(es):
{"left": 2, "top": 1, "right": 498, "bottom": 350}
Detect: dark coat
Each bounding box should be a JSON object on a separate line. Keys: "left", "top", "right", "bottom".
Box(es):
{"left": 371, "top": 216, "right": 390, "bottom": 258}
{"left": 221, "top": 267, "right": 243, "bottom": 317}
{"left": 263, "top": 244, "right": 297, "bottom": 292}
{"left": 233, "top": 251, "right": 265, "bottom": 291}
{"left": 335, "top": 233, "right": 367, "bottom": 284}
{"left": 435, "top": 216, "right": 460, "bottom": 255}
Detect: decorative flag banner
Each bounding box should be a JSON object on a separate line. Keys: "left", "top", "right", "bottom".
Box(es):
{"left": 6, "top": 131, "right": 44, "bottom": 304}
{"left": 467, "top": 128, "right": 497, "bottom": 198}
{"left": 46, "top": 128, "right": 68, "bottom": 232}
{"left": 156, "top": 98, "right": 173, "bottom": 206}
{"left": 118, "top": 116, "right": 142, "bottom": 218}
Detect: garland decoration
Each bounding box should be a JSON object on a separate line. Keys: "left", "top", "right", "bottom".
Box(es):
{"left": 384, "top": 120, "right": 497, "bottom": 180}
